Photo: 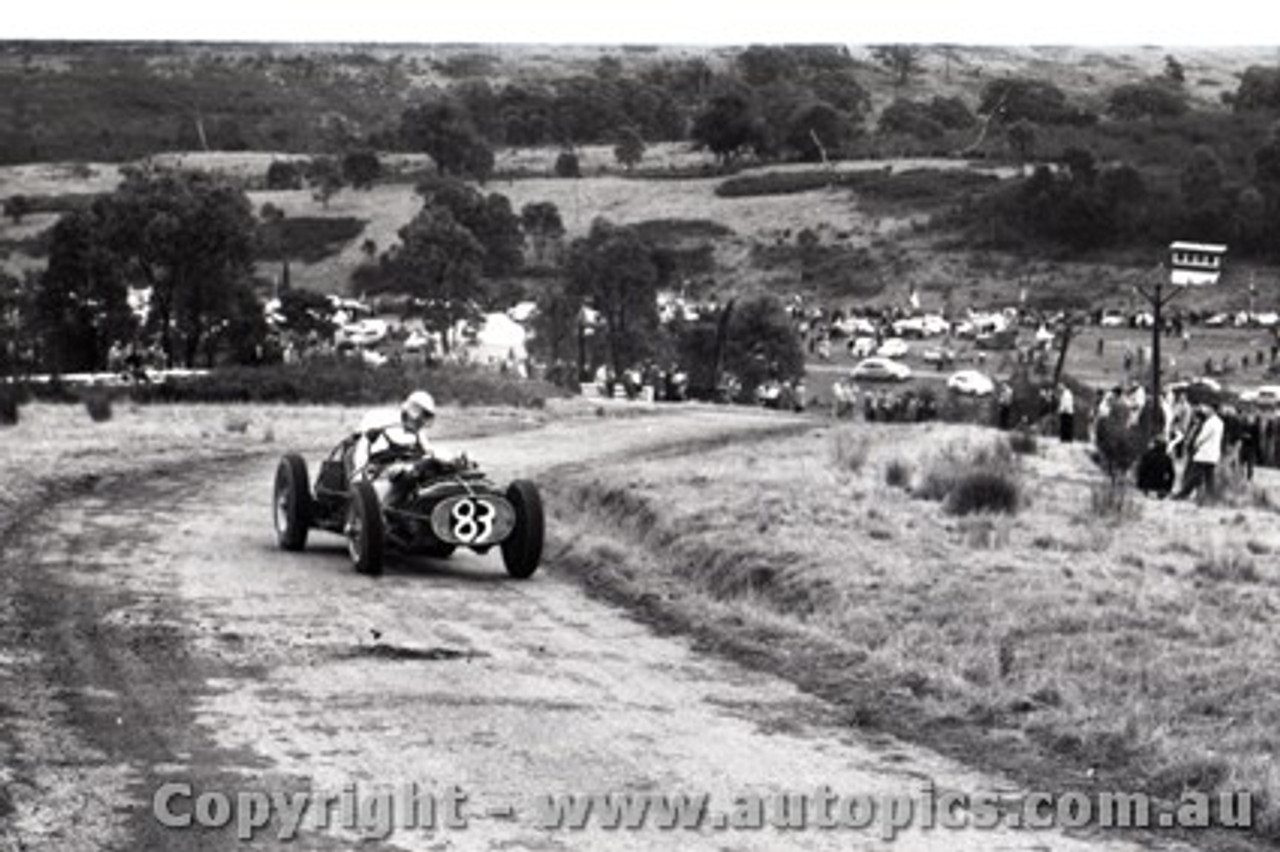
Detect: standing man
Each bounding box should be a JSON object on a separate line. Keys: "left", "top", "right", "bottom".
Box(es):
{"left": 1174, "top": 404, "right": 1224, "bottom": 503}
{"left": 1058, "top": 383, "right": 1075, "bottom": 443}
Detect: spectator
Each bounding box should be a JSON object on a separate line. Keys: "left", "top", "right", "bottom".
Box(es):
{"left": 1174, "top": 404, "right": 1224, "bottom": 503}
{"left": 997, "top": 382, "right": 1013, "bottom": 430}
{"left": 1058, "top": 384, "right": 1075, "bottom": 443}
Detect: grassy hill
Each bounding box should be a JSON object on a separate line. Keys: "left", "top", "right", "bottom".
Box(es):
{"left": 4, "top": 42, "right": 1280, "bottom": 317}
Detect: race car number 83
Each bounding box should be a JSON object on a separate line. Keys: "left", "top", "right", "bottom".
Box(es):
{"left": 430, "top": 495, "right": 515, "bottom": 545}
{"left": 451, "top": 498, "right": 495, "bottom": 543}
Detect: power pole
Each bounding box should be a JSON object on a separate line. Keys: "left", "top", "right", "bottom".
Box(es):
{"left": 1134, "top": 263, "right": 1181, "bottom": 433}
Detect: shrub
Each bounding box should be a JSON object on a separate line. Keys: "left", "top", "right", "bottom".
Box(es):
{"left": 1008, "top": 428, "right": 1038, "bottom": 455}
{"left": 554, "top": 151, "right": 581, "bottom": 178}
{"left": 946, "top": 469, "right": 1021, "bottom": 516}
{"left": 884, "top": 458, "right": 911, "bottom": 489}
{"left": 916, "top": 438, "right": 1015, "bottom": 502}
{"left": 1194, "top": 548, "right": 1260, "bottom": 583}
{"left": 1089, "top": 480, "right": 1140, "bottom": 522}
{"left": 831, "top": 429, "right": 871, "bottom": 473}
{"left": 84, "top": 392, "right": 113, "bottom": 423}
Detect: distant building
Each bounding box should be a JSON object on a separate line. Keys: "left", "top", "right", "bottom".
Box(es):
{"left": 1169, "top": 241, "right": 1226, "bottom": 286}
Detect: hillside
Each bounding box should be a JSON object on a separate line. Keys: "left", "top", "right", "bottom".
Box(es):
{"left": 5, "top": 41, "right": 1280, "bottom": 319}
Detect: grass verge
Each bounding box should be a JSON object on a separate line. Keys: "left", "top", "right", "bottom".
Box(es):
{"left": 542, "top": 420, "right": 1280, "bottom": 850}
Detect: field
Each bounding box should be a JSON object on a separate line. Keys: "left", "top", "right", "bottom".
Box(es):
{"left": 543, "top": 418, "right": 1280, "bottom": 843}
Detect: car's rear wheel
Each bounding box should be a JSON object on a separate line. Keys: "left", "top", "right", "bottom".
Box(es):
{"left": 346, "top": 481, "right": 384, "bottom": 576}
{"left": 274, "top": 454, "right": 312, "bottom": 551}
{"left": 501, "top": 480, "right": 544, "bottom": 580}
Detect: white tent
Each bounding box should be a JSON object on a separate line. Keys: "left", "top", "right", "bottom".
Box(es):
{"left": 456, "top": 312, "right": 528, "bottom": 366}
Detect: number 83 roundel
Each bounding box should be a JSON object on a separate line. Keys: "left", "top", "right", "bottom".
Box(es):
{"left": 430, "top": 495, "right": 517, "bottom": 545}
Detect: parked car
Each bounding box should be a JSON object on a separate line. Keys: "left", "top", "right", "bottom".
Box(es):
{"left": 946, "top": 370, "right": 996, "bottom": 397}
{"left": 1240, "top": 385, "right": 1280, "bottom": 408}
{"left": 876, "top": 338, "right": 910, "bottom": 359}
{"left": 848, "top": 336, "right": 877, "bottom": 358}
{"left": 850, "top": 357, "right": 912, "bottom": 382}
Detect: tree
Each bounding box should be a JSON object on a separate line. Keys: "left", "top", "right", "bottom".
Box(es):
{"left": 1232, "top": 66, "right": 1280, "bottom": 112}
{"left": 784, "top": 101, "right": 851, "bottom": 161}
{"left": 265, "top": 160, "right": 304, "bottom": 190}
{"left": 0, "top": 271, "right": 29, "bottom": 376}
{"left": 276, "top": 287, "right": 336, "bottom": 341}
{"left": 1006, "top": 120, "right": 1037, "bottom": 161}
{"left": 1181, "top": 145, "right": 1226, "bottom": 209}
{"left": 566, "top": 218, "right": 663, "bottom": 377}
{"left": 1106, "top": 81, "right": 1188, "bottom": 120}
{"left": 307, "top": 156, "right": 344, "bottom": 208}
{"left": 34, "top": 209, "right": 136, "bottom": 373}
{"left": 878, "top": 98, "right": 945, "bottom": 140}
{"left": 400, "top": 98, "right": 495, "bottom": 181}
{"left": 4, "top": 195, "right": 32, "bottom": 224}
{"left": 520, "top": 201, "right": 566, "bottom": 266}
{"left": 372, "top": 207, "right": 487, "bottom": 355}
{"left": 614, "top": 127, "right": 646, "bottom": 171}
{"left": 722, "top": 296, "right": 804, "bottom": 397}
{"left": 735, "top": 45, "right": 800, "bottom": 87}
{"left": 554, "top": 150, "right": 581, "bottom": 178}
{"left": 342, "top": 149, "right": 382, "bottom": 190}
{"left": 96, "top": 168, "right": 258, "bottom": 368}
{"left": 414, "top": 176, "right": 524, "bottom": 278}
{"left": 1060, "top": 147, "right": 1097, "bottom": 186}
{"left": 978, "top": 78, "right": 1088, "bottom": 125}
{"left": 871, "top": 45, "right": 925, "bottom": 87}
{"left": 691, "top": 88, "right": 765, "bottom": 165}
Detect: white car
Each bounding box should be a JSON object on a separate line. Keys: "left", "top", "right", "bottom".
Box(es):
{"left": 336, "top": 318, "right": 389, "bottom": 347}
{"left": 946, "top": 370, "right": 996, "bottom": 397}
{"left": 876, "top": 338, "right": 910, "bottom": 359}
{"left": 850, "top": 357, "right": 912, "bottom": 382}
{"left": 848, "top": 336, "right": 877, "bottom": 358}
{"left": 1100, "top": 312, "right": 1126, "bottom": 328}
{"left": 1240, "top": 385, "right": 1280, "bottom": 408}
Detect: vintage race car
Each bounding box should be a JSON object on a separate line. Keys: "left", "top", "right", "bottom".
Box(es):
{"left": 271, "top": 428, "right": 544, "bottom": 579}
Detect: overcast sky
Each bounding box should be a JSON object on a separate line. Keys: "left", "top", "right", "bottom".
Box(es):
{"left": 5, "top": 1, "right": 1279, "bottom": 45}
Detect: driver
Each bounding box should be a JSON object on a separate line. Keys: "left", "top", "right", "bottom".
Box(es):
{"left": 350, "top": 390, "right": 437, "bottom": 506}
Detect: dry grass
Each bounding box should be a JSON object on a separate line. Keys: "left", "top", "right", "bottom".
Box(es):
{"left": 544, "top": 419, "right": 1280, "bottom": 837}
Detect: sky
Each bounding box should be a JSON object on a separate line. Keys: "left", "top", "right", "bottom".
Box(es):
{"left": 4, "top": 1, "right": 1279, "bottom": 45}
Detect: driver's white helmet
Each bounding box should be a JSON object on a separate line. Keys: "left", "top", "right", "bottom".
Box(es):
{"left": 401, "top": 390, "right": 436, "bottom": 430}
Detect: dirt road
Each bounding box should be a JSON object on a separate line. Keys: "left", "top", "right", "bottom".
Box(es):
{"left": 1, "top": 409, "right": 1196, "bottom": 851}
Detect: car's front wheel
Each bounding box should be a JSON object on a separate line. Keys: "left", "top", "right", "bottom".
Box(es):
{"left": 346, "top": 481, "right": 384, "bottom": 576}
{"left": 274, "top": 454, "right": 312, "bottom": 551}
{"left": 501, "top": 480, "right": 544, "bottom": 580}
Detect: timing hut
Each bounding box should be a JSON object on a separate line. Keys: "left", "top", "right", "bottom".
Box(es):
{"left": 1169, "top": 241, "right": 1227, "bottom": 286}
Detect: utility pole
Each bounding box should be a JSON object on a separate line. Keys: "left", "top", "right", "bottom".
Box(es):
{"left": 1134, "top": 263, "right": 1181, "bottom": 433}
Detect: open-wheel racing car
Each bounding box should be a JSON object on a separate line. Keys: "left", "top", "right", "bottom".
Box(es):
{"left": 271, "top": 427, "right": 544, "bottom": 579}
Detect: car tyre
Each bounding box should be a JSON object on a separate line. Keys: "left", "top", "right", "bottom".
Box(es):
{"left": 274, "top": 454, "right": 312, "bottom": 552}
{"left": 347, "top": 481, "right": 384, "bottom": 576}
{"left": 501, "top": 480, "right": 544, "bottom": 580}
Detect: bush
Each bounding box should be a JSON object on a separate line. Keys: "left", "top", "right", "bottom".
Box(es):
{"left": 554, "top": 151, "right": 581, "bottom": 178}
{"left": 1008, "top": 428, "right": 1038, "bottom": 455}
{"left": 946, "top": 469, "right": 1021, "bottom": 516}
{"left": 831, "top": 429, "right": 872, "bottom": 473}
{"left": 1089, "top": 480, "right": 1139, "bottom": 522}
{"left": 84, "top": 392, "right": 113, "bottom": 423}
{"left": 884, "top": 458, "right": 911, "bottom": 489}
{"left": 916, "top": 438, "right": 1015, "bottom": 502}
